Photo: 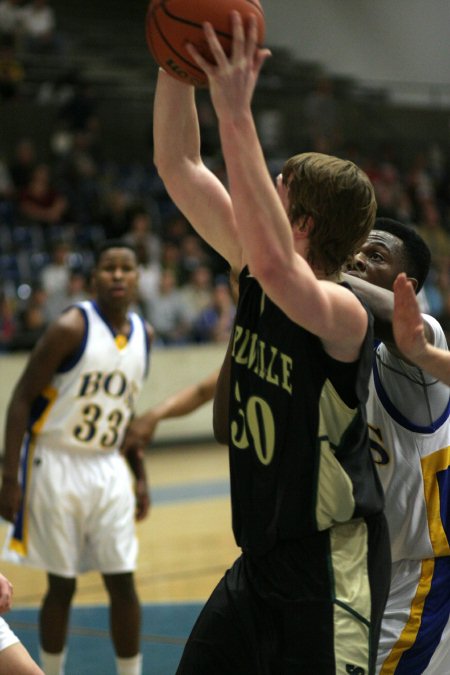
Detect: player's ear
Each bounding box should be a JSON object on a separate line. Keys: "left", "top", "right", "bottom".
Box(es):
{"left": 293, "top": 215, "right": 314, "bottom": 239}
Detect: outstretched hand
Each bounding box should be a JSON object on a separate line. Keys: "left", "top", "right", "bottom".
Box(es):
{"left": 0, "top": 573, "right": 13, "bottom": 614}
{"left": 393, "top": 273, "right": 428, "bottom": 361}
{"left": 186, "top": 11, "right": 271, "bottom": 118}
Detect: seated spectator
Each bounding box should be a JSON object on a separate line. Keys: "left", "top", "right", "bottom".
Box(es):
{"left": 133, "top": 240, "right": 161, "bottom": 316}
{"left": 124, "top": 206, "right": 161, "bottom": 265}
{"left": 8, "top": 137, "right": 37, "bottom": 193}
{"left": 145, "top": 267, "right": 191, "bottom": 346}
{"left": 0, "top": 154, "right": 12, "bottom": 196}
{"left": 99, "top": 187, "right": 132, "bottom": 239}
{"left": 192, "top": 276, "right": 236, "bottom": 344}
{"left": 10, "top": 283, "right": 48, "bottom": 350}
{"left": 39, "top": 239, "right": 70, "bottom": 298}
{"left": 21, "top": 0, "right": 59, "bottom": 54}
{"left": 160, "top": 240, "right": 183, "bottom": 284}
{"left": 54, "top": 129, "right": 101, "bottom": 225}
{"left": 0, "top": 0, "right": 23, "bottom": 46}
{"left": 0, "top": 32, "right": 23, "bottom": 101}
{"left": 45, "top": 268, "right": 89, "bottom": 322}
{"left": 0, "top": 287, "right": 16, "bottom": 351}
{"left": 178, "top": 232, "right": 211, "bottom": 284}
{"left": 57, "top": 79, "right": 98, "bottom": 134}
{"left": 180, "top": 264, "right": 214, "bottom": 326}
{"left": 18, "top": 162, "right": 68, "bottom": 233}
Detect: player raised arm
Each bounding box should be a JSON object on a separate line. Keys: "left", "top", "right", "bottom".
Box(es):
{"left": 187, "top": 13, "right": 372, "bottom": 361}
{"left": 153, "top": 69, "right": 242, "bottom": 270}
{"left": 122, "top": 369, "right": 219, "bottom": 452}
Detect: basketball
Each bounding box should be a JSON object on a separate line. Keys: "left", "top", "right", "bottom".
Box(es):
{"left": 146, "top": 0, "right": 266, "bottom": 88}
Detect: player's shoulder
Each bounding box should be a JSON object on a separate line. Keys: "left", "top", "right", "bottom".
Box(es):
{"left": 422, "top": 313, "right": 447, "bottom": 350}
{"left": 128, "top": 310, "right": 155, "bottom": 345}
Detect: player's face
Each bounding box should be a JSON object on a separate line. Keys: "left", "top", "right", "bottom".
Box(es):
{"left": 93, "top": 248, "right": 139, "bottom": 305}
{"left": 348, "top": 230, "right": 405, "bottom": 291}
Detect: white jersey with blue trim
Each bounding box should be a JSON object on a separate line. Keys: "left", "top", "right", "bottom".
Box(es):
{"left": 367, "top": 314, "right": 450, "bottom": 563}
{"left": 30, "top": 300, "right": 150, "bottom": 453}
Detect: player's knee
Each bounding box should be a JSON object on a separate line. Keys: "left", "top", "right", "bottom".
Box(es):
{"left": 102, "top": 572, "right": 138, "bottom": 603}
{"left": 46, "top": 574, "right": 77, "bottom": 604}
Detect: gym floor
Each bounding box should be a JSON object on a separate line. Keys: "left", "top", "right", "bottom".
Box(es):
{"left": 1, "top": 441, "right": 238, "bottom": 674}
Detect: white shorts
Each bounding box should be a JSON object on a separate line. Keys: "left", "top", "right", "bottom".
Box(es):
{"left": 0, "top": 617, "right": 19, "bottom": 652}
{"left": 377, "top": 557, "right": 450, "bottom": 674}
{"left": 3, "top": 443, "right": 138, "bottom": 577}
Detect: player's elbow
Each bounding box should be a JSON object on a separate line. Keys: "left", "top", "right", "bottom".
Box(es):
{"left": 250, "top": 254, "right": 282, "bottom": 293}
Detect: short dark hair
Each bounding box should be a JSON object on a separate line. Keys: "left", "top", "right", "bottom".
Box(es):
{"left": 93, "top": 239, "right": 137, "bottom": 265}
{"left": 374, "top": 218, "right": 431, "bottom": 292}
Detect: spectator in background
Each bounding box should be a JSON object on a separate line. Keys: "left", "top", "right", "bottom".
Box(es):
{"left": 303, "top": 75, "right": 342, "bottom": 153}
{"left": 192, "top": 277, "right": 236, "bottom": 344}
{"left": 45, "top": 268, "right": 89, "bottom": 322}
{"left": 57, "top": 79, "right": 98, "bottom": 135}
{"left": 180, "top": 264, "right": 214, "bottom": 327}
{"left": 133, "top": 240, "right": 161, "bottom": 317}
{"left": 18, "top": 163, "right": 68, "bottom": 237}
{"left": 0, "top": 0, "right": 23, "bottom": 46}
{"left": 0, "top": 287, "right": 16, "bottom": 351}
{"left": 0, "top": 32, "right": 23, "bottom": 101}
{"left": 8, "top": 137, "right": 37, "bottom": 193}
{"left": 0, "top": 153, "right": 14, "bottom": 213}
{"left": 124, "top": 206, "right": 161, "bottom": 266}
{"left": 11, "top": 283, "right": 48, "bottom": 350}
{"left": 178, "top": 232, "right": 211, "bottom": 284}
{"left": 53, "top": 129, "right": 102, "bottom": 226}
{"left": 100, "top": 187, "right": 132, "bottom": 239}
{"left": 159, "top": 240, "right": 182, "bottom": 284}
{"left": 39, "top": 239, "right": 70, "bottom": 297}
{"left": 145, "top": 267, "right": 191, "bottom": 346}
{"left": 20, "top": 0, "right": 60, "bottom": 54}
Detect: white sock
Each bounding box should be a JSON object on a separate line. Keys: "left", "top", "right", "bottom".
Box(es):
{"left": 116, "top": 653, "right": 143, "bottom": 675}
{"left": 39, "top": 648, "right": 67, "bottom": 675}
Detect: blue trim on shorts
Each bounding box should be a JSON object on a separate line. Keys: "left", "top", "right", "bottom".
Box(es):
{"left": 12, "top": 435, "right": 32, "bottom": 544}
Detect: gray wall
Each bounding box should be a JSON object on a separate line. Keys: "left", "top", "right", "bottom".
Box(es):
{"left": 262, "top": 0, "right": 450, "bottom": 88}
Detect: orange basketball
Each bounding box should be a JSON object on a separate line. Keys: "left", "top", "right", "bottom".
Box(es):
{"left": 146, "top": 0, "right": 266, "bottom": 88}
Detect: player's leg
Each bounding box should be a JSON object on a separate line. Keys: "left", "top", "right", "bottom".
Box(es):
{"left": 102, "top": 572, "right": 142, "bottom": 675}
{"left": 102, "top": 572, "right": 140, "bottom": 656}
{"left": 90, "top": 455, "right": 142, "bottom": 673}
{"left": 39, "top": 573, "right": 76, "bottom": 674}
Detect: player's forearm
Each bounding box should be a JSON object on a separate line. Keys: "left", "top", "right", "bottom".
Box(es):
{"left": 2, "top": 396, "right": 29, "bottom": 480}
{"left": 154, "top": 385, "right": 209, "bottom": 421}
{"left": 218, "top": 112, "right": 295, "bottom": 278}
{"left": 153, "top": 69, "right": 200, "bottom": 175}
{"left": 126, "top": 447, "right": 148, "bottom": 483}
{"left": 410, "top": 344, "right": 450, "bottom": 385}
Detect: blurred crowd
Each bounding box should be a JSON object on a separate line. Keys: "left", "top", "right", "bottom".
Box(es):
{"left": 1, "top": 0, "right": 450, "bottom": 351}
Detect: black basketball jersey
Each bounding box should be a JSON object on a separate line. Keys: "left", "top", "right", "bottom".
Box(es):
{"left": 228, "top": 269, "right": 384, "bottom": 556}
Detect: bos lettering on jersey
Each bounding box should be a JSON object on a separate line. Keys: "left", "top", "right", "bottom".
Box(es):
{"left": 77, "top": 369, "right": 139, "bottom": 410}
{"left": 30, "top": 301, "right": 149, "bottom": 453}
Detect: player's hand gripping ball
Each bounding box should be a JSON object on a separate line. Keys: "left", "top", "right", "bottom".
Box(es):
{"left": 146, "top": 0, "right": 266, "bottom": 87}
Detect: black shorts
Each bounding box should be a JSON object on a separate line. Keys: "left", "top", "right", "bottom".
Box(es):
{"left": 176, "top": 513, "right": 390, "bottom": 675}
